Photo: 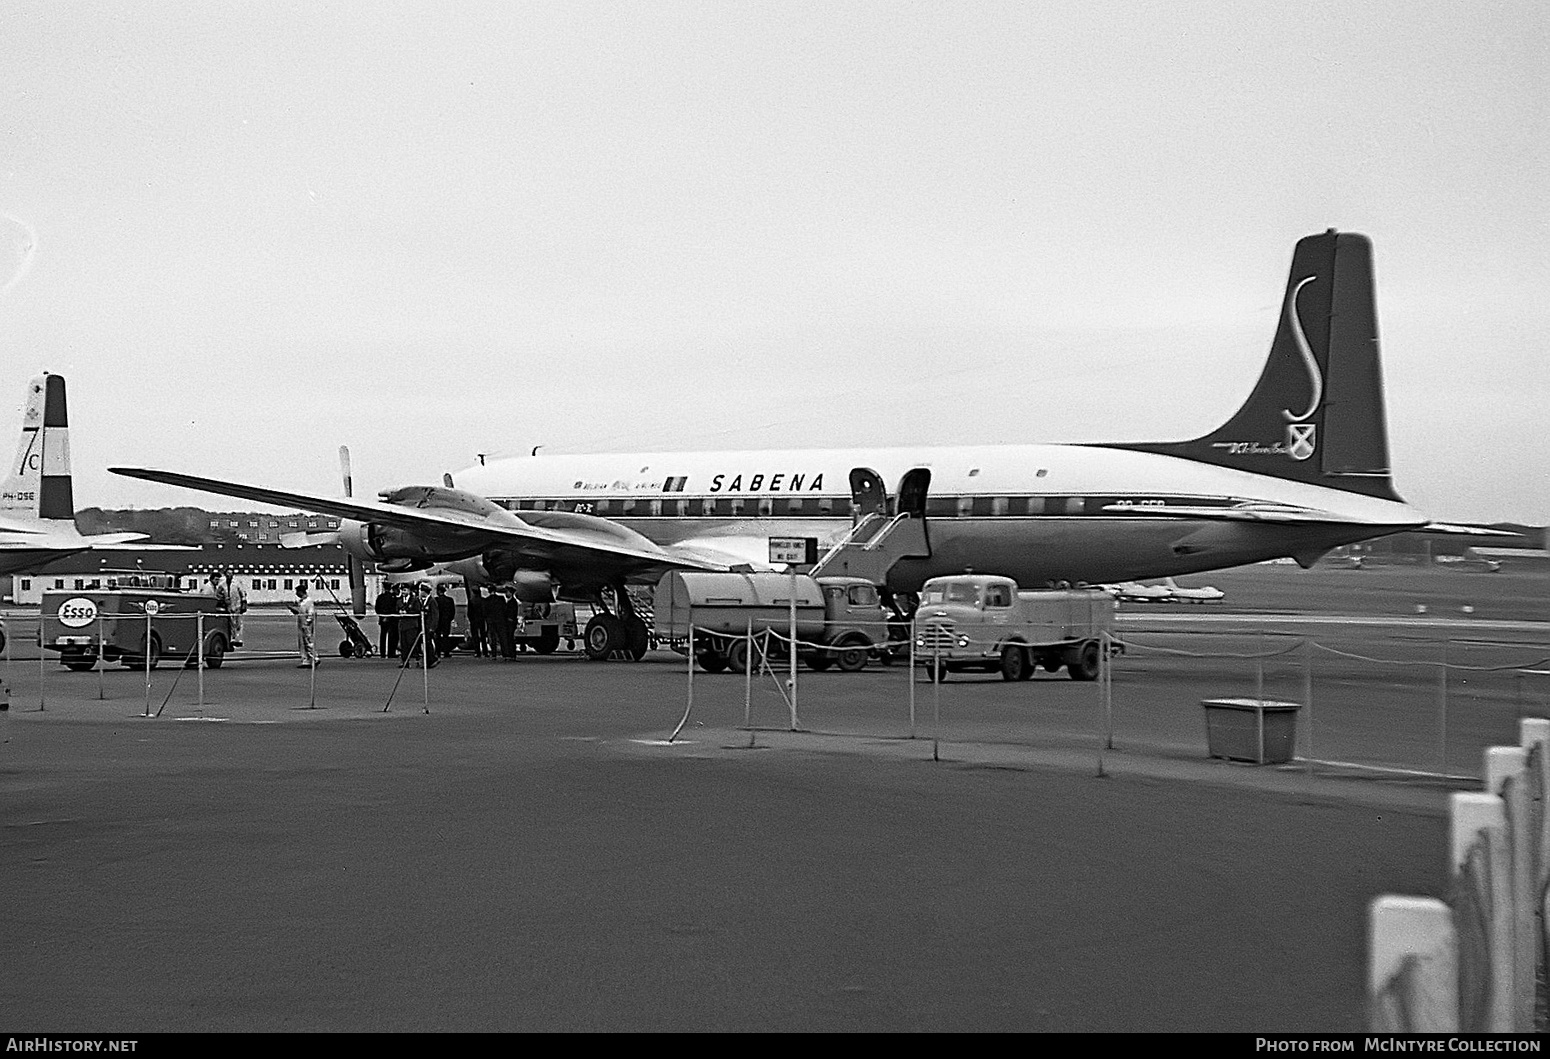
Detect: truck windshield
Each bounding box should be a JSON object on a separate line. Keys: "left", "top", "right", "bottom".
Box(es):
{"left": 921, "top": 587, "right": 946, "bottom": 605}
{"left": 945, "top": 583, "right": 979, "bottom": 605}
{"left": 848, "top": 585, "right": 878, "bottom": 606}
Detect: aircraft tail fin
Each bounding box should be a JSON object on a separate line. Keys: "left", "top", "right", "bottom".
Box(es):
{"left": 0, "top": 374, "right": 73, "bottom": 522}
{"left": 1105, "top": 230, "right": 1400, "bottom": 501}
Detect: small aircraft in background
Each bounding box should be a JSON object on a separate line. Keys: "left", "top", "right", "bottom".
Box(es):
{"left": 1105, "top": 578, "right": 1225, "bottom": 604}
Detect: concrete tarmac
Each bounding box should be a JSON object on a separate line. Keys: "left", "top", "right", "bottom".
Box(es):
{"left": 2, "top": 639, "right": 1455, "bottom": 1032}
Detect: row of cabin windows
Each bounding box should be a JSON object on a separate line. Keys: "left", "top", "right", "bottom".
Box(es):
{"left": 499, "top": 495, "right": 1136, "bottom": 518}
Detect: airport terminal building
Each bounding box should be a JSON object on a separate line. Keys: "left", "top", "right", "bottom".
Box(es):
{"left": 5, "top": 543, "right": 381, "bottom": 606}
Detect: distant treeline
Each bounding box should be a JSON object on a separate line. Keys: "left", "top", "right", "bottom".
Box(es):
{"left": 76, "top": 507, "right": 244, "bottom": 545}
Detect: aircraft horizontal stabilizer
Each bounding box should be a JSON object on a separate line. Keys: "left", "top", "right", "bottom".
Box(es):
{"left": 1416, "top": 522, "right": 1525, "bottom": 538}
{"left": 1099, "top": 502, "right": 1379, "bottom": 525}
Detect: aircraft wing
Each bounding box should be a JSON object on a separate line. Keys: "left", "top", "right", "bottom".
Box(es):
{"left": 109, "top": 466, "right": 727, "bottom": 576}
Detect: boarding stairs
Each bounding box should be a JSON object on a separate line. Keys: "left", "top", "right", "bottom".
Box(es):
{"left": 808, "top": 466, "right": 933, "bottom": 585}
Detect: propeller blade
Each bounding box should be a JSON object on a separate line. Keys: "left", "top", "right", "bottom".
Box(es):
{"left": 340, "top": 445, "right": 367, "bottom": 617}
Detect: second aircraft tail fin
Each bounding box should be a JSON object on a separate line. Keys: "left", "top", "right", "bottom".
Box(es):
{"left": 0, "top": 374, "right": 73, "bottom": 523}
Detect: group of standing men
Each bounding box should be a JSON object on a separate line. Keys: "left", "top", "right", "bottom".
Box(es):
{"left": 373, "top": 582, "right": 459, "bottom": 667}
{"left": 464, "top": 584, "right": 526, "bottom": 661}
{"left": 371, "top": 581, "right": 530, "bottom": 663}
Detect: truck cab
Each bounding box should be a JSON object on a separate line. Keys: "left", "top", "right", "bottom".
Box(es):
{"left": 913, "top": 574, "right": 1115, "bottom": 682}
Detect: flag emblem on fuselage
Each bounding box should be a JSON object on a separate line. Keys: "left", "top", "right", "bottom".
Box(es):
{"left": 1286, "top": 423, "right": 1316, "bottom": 461}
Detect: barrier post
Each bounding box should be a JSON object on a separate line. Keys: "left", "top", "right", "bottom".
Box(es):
{"left": 1102, "top": 629, "right": 1114, "bottom": 752}
{"left": 787, "top": 570, "right": 798, "bottom": 731}
{"left": 684, "top": 623, "right": 694, "bottom": 740}
{"left": 143, "top": 608, "right": 153, "bottom": 718}
{"left": 1450, "top": 792, "right": 1513, "bottom": 1031}
{"left": 932, "top": 639, "right": 941, "bottom": 763}
{"left": 743, "top": 619, "right": 753, "bottom": 747}
{"left": 420, "top": 609, "right": 429, "bottom": 713}
{"left": 908, "top": 624, "right": 916, "bottom": 739}
{"left": 37, "top": 610, "right": 45, "bottom": 711}
{"left": 1437, "top": 640, "right": 1449, "bottom": 775}
{"left": 1302, "top": 637, "right": 1314, "bottom": 772}
{"left": 1255, "top": 628, "right": 1265, "bottom": 703}
{"left": 96, "top": 610, "right": 104, "bottom": 700}
{"left": 196, "top": 611, "right": 205, "bottom": 711}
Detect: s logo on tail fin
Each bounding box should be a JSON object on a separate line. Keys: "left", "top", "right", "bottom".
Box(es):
{"left": 1283, "top": 275, "right": 1323, "bottom": 426}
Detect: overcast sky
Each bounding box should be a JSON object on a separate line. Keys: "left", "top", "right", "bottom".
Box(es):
{"left": 2, "top": 1, "right": 1545, "bottom": 521}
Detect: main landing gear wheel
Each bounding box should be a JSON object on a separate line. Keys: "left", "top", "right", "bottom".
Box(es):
{"left": 623, "top": 617, "right": 649, "bottom": 661}
{"left": 533, "top": 626, "right": 561, "bottom": 655}
{"left": 697, "top": 650, "right": 729, "bottom": 673}
{"left": 583, "top": 614, "right": 626, "bottom": 661}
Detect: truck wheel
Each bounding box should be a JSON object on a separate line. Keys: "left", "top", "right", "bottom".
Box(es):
{"left": 727, "top": 638, "right": 763, "bottom": 675}
{"left": 1068, "top": 641, "right": 1101, "bottom": 682}
{"left": 62, "top": 650, "right": 96, "bottom": 672}
{"left": 202, "top": 634, "right": 228, "bottom": 669}
{"left": 834, "top": 641, "right": 869, "bottom": 673}
{"left": 123, "top": 632, "right": 162, "bottom": 670}
{"left": 534, "top": 627, "right": 561, "bottom": 655}
{"left": 999, "top": 645, "right": 1029, "bottom": 682}
{"left": 923, "top": 659, "right": 948, "bottom": 683}
{"left": 806, "top": 654, "right": 833, "bottom": 672}
{"left": 697, "top": 650, "right": 729, "bottom": 673}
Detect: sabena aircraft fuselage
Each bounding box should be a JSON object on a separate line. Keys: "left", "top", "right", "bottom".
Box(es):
{"left": 442, "top": 440, "right": 1423, "bottom": 594}
{"left": 114, "top": 231, "right": 1444, "bottom": 640}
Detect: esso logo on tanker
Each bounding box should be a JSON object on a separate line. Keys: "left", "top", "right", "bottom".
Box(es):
{"left": 57, "top": 597, "right": 99, "bottom": 628}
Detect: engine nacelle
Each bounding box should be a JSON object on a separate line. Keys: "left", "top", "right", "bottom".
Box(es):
{"left": 339, "top": 519, "right": 440, "bottom": 563}
{"left": 508, "top": 570, "right": 557, "bottom": 603}
{"left": 449, "top": 550, "right": 557, "bottom": 602}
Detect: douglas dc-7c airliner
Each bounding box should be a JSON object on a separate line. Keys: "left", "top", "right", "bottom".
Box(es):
{"left": 115, "top": 230, "right": 1460, "bottom": 661}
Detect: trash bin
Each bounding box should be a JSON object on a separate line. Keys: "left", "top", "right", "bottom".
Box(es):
{"left": 1202, "top": 698, "right": 1300, "bottom": 764}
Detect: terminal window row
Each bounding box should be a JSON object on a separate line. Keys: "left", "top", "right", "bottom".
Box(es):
{"left": 23, "top": 577, "right": 344, "bottom": 593}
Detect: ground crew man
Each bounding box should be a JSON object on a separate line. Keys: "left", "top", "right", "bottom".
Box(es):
{"left": 483, "top": 585, "right": 509, "bottom": 661}
{"left": 290, "top": 582, "right": 319, "bottom": 668}
{"left": 224, "top": 571, "right": 247, "bottom": 647}
{"left": 434, "top": 583, "right": 456, "bottom": 657}
{"left": 375, "top": 584, "right": 400, "bottom": 659}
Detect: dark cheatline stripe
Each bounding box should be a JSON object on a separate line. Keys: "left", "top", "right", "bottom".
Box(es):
{"left": 39, "top": 474, "right": 73, "bottom": 520}
{"left": 44, "top": 376, "right": 68, "bottom": 428}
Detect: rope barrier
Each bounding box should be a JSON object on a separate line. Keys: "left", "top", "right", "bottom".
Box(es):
{"left": 1110, "top": 636, "right": 1306, "bottom": 661}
